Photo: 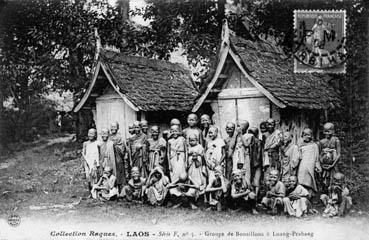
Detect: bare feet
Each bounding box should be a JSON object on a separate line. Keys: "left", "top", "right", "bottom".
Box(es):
{"left": 172, "top": 203, "right": 182, "bottom": 209}
{"left": 190, "top": 203, "right": 198, "bottom": 210}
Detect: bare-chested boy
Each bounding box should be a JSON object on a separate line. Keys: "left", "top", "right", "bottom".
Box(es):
{"left": 205, "top": 166, "right": 230, "bottom": 211}
{"left": 261, "top": 169, "right": 285, "bottom": 215}
{"left": 183, "top": 113, "right": 203, "bottom": 146}
{"left": 121, "top": 167, "right": 146, "bottom": 202}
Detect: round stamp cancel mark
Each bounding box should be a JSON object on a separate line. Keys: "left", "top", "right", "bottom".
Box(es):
{"left": 7, "top": 214, "right": 21, "bottom": 227}
{"left": 293, "top": 10, "right": 347, "bottom": 73}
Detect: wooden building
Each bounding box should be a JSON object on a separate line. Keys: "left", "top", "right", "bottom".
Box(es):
{"left": 74, "top": 50, "right": 198, "bottom": 140}
{"left": 193, "top": 21, "right": 340, "bottom": 143}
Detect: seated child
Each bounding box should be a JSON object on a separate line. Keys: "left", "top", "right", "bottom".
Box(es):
{"left": 283, "top": 176, "right": 310, "bottom": 217}
{"left": 231, "top": 169, "right": 258, "bottom": 214}
{"left": 91, "top": 166, "right": 118, "bottom": 201}
{"left": 168, "top": 172, "right": 200, "bottom": 210}
{"left": 145, "top": 166, "right": 169, "bottom": 206}
{"left": 320, "top": 172, "right": 352, "bottom": 217}
{"left": 187, "top": 133, "right": 206, "bottom": 194}
{"left": 205, "top": 166, "right": 230, "bottom": 211}
{"left": 261, "top": 169, "right": 286, "bottom": 215}
{"left": 205, "top": 126, "right": 225, "bottom": 180}
{"left": 121, "top": 167, "right": 146, "bottom": 202}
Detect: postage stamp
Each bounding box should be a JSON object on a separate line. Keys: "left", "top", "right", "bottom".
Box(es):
{"left": 293, "top": 10, "right": 346, "bottom": 73}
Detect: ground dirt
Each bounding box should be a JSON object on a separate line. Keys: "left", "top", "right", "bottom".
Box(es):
{"left": 0, "top": 135, "right": 369, "bottom": 239}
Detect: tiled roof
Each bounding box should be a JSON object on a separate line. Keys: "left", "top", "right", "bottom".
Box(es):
{"left": 100, "top": 50, "right": 199, "bottom": 111}
{"left": 230, "top": 36, "right": 340, "bottom": 109}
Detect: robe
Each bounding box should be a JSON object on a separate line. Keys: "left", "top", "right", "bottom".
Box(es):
{"left": 232, "top": 133, "right": 253, "bottom": 183}
{"left": 109, "top": 133, "right": 128, "bottom": 185}
{"left": 188, "top": 144, "right": 206, "bottom": 193}
{"left": 82, "top": 140, "right": 99, "bottom": 183}
{"left": 145, "top": 167, "right": 169, "bottom": 206}
{"left": 319, "top": 136, "right": 340, "bottom": 188}
{"left": 147, "top": 137, "right": 167, "bottom": 171}
{"left": 91, "top": 174, "right": 118, "bottom": 200}
{"left": 264, "top": 130, "right": 281, "bottom": 170}
{"left": 298, "top": 142, "right": 321, "bottom": 192}
{"left": 128, "top": 133, "right": 149, "bottom": 178}
{"left": 224, "top": 135, "right": 236, "bottom": 180}
{"left": 168, "top": 136, "right": 187, "bottom": 182}
{"left": 98, "top": 140, "right": 116, "bottom": 177}
{"left": 283, "top": 184, "right": 310, "bottom": 217}
{"left": 206, "top": 138, "right": 225, "bottom": 179}
{"left": 281, "top": 143, "right": 300, "bottom": 184}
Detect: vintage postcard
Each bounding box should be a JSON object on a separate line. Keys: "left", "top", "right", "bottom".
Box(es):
{"left": 0, "top": 0, "right": 368, "bottom": 240}
{"left": 293, "top": 10, "right": 347, "bottom": 73}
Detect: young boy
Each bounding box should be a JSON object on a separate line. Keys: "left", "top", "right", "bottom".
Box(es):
{"left": 140, "top": 120, "right": 149, "bottom": 136}
{"left": 168, "top": 172, "right": 200, "bottom": 210}
{"left": 224, "top": 122, "right": 236, "bottom": 180}
{"left": 128, "top": 121, "right": 149, "bottom": 178}
{"left": 168, "top": 125, "right": 187, "bottom": 182}
{"left": 200, "top": 114, "right": 212, "bottom": 147}
{"left": 319, "top": 122, "right": 341, "bottom": 193}
{"left": 232, "top": 120, "right": 254, "bottom": 183}
{"left": 147, "top": 126, "right": 167, "bottom": 172}
{"left": 261, "top": 169, "right": 285, "bottom": 215}
{"left": 121, "top": 167, "right": 146, "bottom": 202}
{"left": 283, "top": 176, "right": 310, "bottom": 217}
{"left": 91, "top": 166, "right": 118, "bottom": 201}
{"left": 320, "top": 172, "right": 352, "bottom": 217}
{"left": 231, "top": 169, "right": 258, "bottom": 214}
{"left": 145, "top": 166, "right": 169, "bottom": 206}
{"left": 298, "top": 128, "right": 321, "bottom": 196}
{"left": 248, "top": 127, "right": 263, "bottom": 198}
{"left": 82, "top": 128, "right": 100, "bottom": 191}
{"left": 205, "top": 166, "right": 230, "bottom": 211}
{"left": 280, "top": 131, "right": 299, "bottom": 185}
{"left": 263, "top": 118, "right": 281, "bottom": 172}
{"left": 205, "top": 126, "right": 226, "bottom": 180}
{"left": 109, "top": 122, "right": 128, "bottom": 189}
{"left": 99, "top": 128, "right": 116, "bottom": 178}
{"left": 183, "top": 113, "right": 203, "bottom": 146}
{"left": 187, "top": 133, "right": 206, "bottom": 194}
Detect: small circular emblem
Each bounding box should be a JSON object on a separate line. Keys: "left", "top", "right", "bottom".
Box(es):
{"left": 7, "top": 214, "right": 21, "bottom": 227}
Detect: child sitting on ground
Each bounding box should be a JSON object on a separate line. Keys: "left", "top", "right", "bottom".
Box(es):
{"left": 261, "top": 169, "right": 285, "bottom": 215}
{"left": 231, "top": 169, "right": 258, "bottom": 214}
{"left": 283, "top": 176, "right": 310, "bottom": 217}
{"left": 320, "top": 172, "right": 352, "bottom": 217}
{"left": 145, "top": 166, "right": 169, "bottom": 206}
{"left": 168, "top": 172, "right": 200, "bottom": 210}
{"left": 121, "top": 167, "right": 146, "bottom": 202}
{"left": 91, "top": 166, "right": 118, "bottom": 201}
{"left": 205, "top": 166, "right": 230, "bottom": 211}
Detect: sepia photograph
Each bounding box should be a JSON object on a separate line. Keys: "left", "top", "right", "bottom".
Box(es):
{"left": 0, "top": 0, "right": 368, "bottom": 239}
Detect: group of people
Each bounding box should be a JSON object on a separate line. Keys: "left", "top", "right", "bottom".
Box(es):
{"left": 82, "top": 113, "right": 352, "bottom": 218}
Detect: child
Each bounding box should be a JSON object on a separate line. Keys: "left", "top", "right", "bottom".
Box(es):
{"left": 298, "top": 128, "right": 321, "bottom": 195}
{"left": 168, "top": 125, "right": 187, "bottom": 182}
{"left": 232, "top": 120, "right": 254, "bottom": 183}
{"left": 200, "top": 114, "right": 212, "bottom": 147}
{"left": 187, "top": 133, "right": 206, "bottom": 194}
{"left": 128, "top": 121, "right": 149, "bottom": 178}
{"left": 168, "top": 172, "right": 200, "bottom": 210}
{"left": 121, "top": 167, "right": 146, "bottom": 202}
{"left": 128, "top": 124, "right": 135, "bottom": 137}
{"left": 91, "top": 166, "right": 118, "bottom": 201}
{"left": 145, "top": 166, "right": 169, "bottom": 206}
{"left": 205, "top": 126, "right": 226, "bottom": 180}
{"left": 280, "top": 131, "right": 299, "bottom": 185}
{"left": 140, "top": 120, "right": 149, "bottom": 136}
{"left": 248, "top": 127, "right": 263, "bottom": 198}
{"left": 261, "top": 169, "right": 285, "bottom": 215}
{"left": 264, "top": 118, "right": 281, "bottom": 172}
{"left": 231, "top": 169, "right": 258, "bottom": 214}
{"left": 183, "top": 113, "right": 203, "bottom": 146}
{"left": 147, "top": 126, "right": 167, "bottom": 171}
{"left": 320, "top": 172, "right": 352, "bottom": 217}
{"left": 283, "top": 176, "right": 310, "bottom": 217}
{"left": 82, "top": 128, "right": 100, "bottom": 191}
{"left": 109, "top": 122, "right": 128, "bottom": 189}
{"left": 224, "top": 122, "right": 236, "bottom": 180}
{"left": 205, "top": 166, "right": 230, "bottom": 211}
{"left": 98, "top": 128, "right": 116, "bottom": 178}
{"left": 319, "top": 122, "right": 341, "bottom": 192}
